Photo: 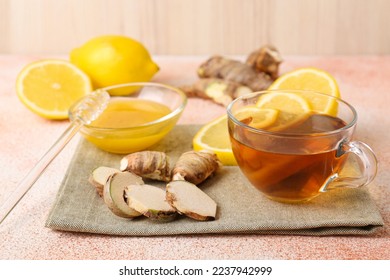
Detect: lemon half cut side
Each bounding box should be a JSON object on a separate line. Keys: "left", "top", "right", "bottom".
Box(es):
{"left": 193, "top": 114, "right": 237, "bottom": 166}
{"left": 193, "top": 107, "right": 279, "bottom": 166}
{"left": 16, "top": 59, "right": 92, "bottom": 120}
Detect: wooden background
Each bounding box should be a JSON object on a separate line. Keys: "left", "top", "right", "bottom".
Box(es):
{"left": 1, "top": 0, "right": 389, "bottom": 55}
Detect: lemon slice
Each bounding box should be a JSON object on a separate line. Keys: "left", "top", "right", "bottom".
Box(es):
{"left": 256, "top": 92, "right": 312, "bottom": 131}
{"left": 16, "top": 59, "right": 92, "bottom": 119}
{"left": 235, "top": 106, "right": 279, "bottom": 129}
{"left": 268, "top": 67, "right": 340, "bottom": 115}
{"left": 193, "top": 114, "right": 237, "bottom": 166}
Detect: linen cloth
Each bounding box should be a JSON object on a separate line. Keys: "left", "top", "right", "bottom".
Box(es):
{"left": 46, "top": 125, "right": 383, "bottom": 236}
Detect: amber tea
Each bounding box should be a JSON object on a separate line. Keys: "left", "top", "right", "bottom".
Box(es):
{"left": 230, "top": 114, "right": 348, "bottom": 202}
{"left": 228, "top": 90, "right": 377, "bottom": 203}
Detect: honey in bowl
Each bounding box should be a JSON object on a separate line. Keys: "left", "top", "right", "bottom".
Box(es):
{"left": 91, "top": 98, "right": 171, "bottom": 128}
{"left": 69, "top": 82, "right": 187, "bottom": 154}
{"left": 81, "top": 97, "right": 175, "bottom": 154}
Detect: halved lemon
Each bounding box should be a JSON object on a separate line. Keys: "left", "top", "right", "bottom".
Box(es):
{"left": 193, "top": 114, "right": 237, "bottom": 166}
{"left": 16, "top": 59, "right": 92, "bottom": 119}
{"left": 256, "top": 92, "right": 312, "bottom": 131}
{"left": 234, "top": 106, "right": 279, "bottom": 129}
{"left": 268, "top": 67, "right": 340, "bottom": 115}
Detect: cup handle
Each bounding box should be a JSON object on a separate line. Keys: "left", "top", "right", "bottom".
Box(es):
{"left": 321, "top": 141, "right": 378, "bottom": 192}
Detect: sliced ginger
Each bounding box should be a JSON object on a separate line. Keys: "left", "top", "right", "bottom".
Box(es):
{"left": 88, "top": 166, "right": 120, "bottom": 196}
{"left": 103, "top": 171, "right": 144, "bottom": 218}
{"left": 90, "top": 149, "right": 221, "bottom": 222}
{"left": 166, "top": 180, "right": 217, "bottom": 221}
{"left": 125, "top": 184, "right": 177, "bottom": 222}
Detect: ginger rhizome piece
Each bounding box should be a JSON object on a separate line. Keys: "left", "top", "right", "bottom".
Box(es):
{"left": 180, "top": 78, "right": 252, "bottom": 107}
{"left": 197, "top": 56, "right": 273, "bottom": 91}
{"left": 181, "top": 45, "right": 282, "bottom": 107}
{"left": 245, "top": 45, "right": 282, "bottom": 80}
{"left": 172, "top": 150, "right": 221, "bottom": 185}
{"left": 120, "top": 151, "right": 171, "bottom": 182}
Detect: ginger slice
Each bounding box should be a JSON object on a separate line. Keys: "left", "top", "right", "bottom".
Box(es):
{"left": 103, "top": 171, "right": 144, "bottom": 218}
{"left": 88, "top": 166, "right": 120, "bottom": 197}
{"left": 125, "top": 184, "right": 177, "bottom": 222}
{"left": 120, "top": 151, "right": 171, "bottom": 182}
{"left": 166, "top": 180, "right": 217, "bottom": 221}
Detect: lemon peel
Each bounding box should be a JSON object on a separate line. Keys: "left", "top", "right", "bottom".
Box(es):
{"left": 70, "top": 35, "right": 159, "bottom": 95}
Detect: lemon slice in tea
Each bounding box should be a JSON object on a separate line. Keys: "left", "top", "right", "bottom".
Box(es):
{"left": 268, "top": 67, "right": 340, "bottom": 115}
{"left": 256, "top": 92, "right": 312, "bottom": 131}
{"left": 235, "top": 106, "right": 279, "bottom": 129}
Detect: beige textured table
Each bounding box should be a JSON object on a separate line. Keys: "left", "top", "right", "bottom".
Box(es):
{"left": 0, "top": 55, "right": 389, "bottom": 260}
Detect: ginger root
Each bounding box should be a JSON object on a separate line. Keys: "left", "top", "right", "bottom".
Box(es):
{"left": 180, "top": 78, "right": 252, "bottom": 107}
{"left": 245, "top": 45, "right": 282, "bottom": 80}
{"left": 181, "top": 45, "right": 282, "bottom": 107}
{"left": 120, "top": 151, "right": 171, "bottom": 182}
{"left": 172, "top": 150, "right": 221, "bottom": 185}
{"left": 197, "top": 55, "right": 273, "bottom": 91}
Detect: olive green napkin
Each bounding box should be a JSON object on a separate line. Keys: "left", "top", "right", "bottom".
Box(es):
{"left": 45, "top": 125, "right": 383, "bottom": 236}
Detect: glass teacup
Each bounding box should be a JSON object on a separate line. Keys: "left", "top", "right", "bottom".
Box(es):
{"left": 227, "top": 90, "right": 377, "bottom": 203}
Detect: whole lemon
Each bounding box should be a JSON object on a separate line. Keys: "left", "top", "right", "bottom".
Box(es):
{"left": 70, "top": 35, "right": 159, "bottom": 95}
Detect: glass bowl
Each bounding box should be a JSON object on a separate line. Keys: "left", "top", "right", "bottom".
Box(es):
{"left": 69, "top": 82, "right": 187, "bottom": 154}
